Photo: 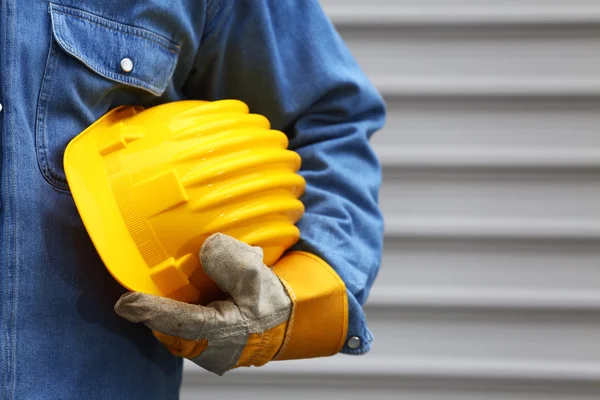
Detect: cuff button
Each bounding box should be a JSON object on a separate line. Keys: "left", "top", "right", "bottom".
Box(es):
{"left": 347, "top": 336, "right": 361, "bottom": 349}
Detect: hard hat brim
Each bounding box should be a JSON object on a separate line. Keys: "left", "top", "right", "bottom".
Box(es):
{"left": 64, "top": 106, "right": 181, "bottom": 300}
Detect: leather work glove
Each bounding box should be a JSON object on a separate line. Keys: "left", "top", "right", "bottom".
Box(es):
{"left": 114, "top": 233, "right": 349, "bottom": 375}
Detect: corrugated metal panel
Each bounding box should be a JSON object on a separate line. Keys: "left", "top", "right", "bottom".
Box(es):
{"left": 181, "top": 1, "right": 600, "bottom": 398}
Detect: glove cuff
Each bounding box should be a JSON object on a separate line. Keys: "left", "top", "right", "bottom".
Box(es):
{"left": 271, "top": 251, "right": 349, "bottom": 361}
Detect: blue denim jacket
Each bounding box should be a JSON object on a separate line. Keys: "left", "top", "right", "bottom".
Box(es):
{"left": 0, "top": 1, "right": 385, "bottom": 398}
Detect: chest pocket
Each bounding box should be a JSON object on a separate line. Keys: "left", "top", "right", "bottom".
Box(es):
{"left": 36, "top": 3, "right": 180, "bottom": 190}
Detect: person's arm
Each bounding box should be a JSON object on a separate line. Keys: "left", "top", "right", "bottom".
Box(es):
{"left": 186, "top": 0, "right": 385, "bottom": 354}
{"left": 115, "top": 0, "right": 386, "bottom": 374}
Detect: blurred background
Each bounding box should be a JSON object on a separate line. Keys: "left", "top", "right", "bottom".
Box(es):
{"left": 181, "top": 1, "right": 600, "bottom": 399}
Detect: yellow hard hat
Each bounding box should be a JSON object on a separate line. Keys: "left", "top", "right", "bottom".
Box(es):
{"left": 64, "top": 100, "right": 306, "bottom": 304}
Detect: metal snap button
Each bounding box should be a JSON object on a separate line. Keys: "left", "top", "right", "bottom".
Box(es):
{"left": 120, "top": 58, "right": 134, "bottom": 73}
{"left": 348, "top": 336, "right": 361, "bottom": 349}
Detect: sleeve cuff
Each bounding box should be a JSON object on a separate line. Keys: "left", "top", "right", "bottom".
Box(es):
{"left": 340, "top": 291, "right": 373, "bottom": 355}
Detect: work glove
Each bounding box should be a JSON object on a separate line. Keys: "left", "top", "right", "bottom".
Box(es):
{"left": 114, "top": 232, "right": 348, "bottom": 376}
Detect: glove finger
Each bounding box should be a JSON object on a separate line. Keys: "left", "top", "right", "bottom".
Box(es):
{"left": 114, "top": 292, "right": 244, "bottom": 340}
{"left": 200, "top": 233, "right": 291, "bottom": 321}
{"left": 200, "top": 233, "right": 270, "bottom": 301}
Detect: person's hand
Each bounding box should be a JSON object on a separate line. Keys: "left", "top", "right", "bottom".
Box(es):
{"left": 114, "top": 233, "right": 348, "bottom": 375}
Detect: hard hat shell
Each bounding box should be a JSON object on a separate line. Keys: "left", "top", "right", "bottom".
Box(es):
{"left": 64, "top": 100, "right": 306, "bottom": 304}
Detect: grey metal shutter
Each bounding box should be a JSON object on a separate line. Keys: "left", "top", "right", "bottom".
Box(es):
{"left": 181, "top": 1, "right": 600, "bottom": 399}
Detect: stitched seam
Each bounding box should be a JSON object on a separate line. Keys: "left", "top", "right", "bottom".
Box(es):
{"left": 35, "top": 36, "right": 69, "bottom": 191}
{"left": 196, "top": 326, "right": 247, "bottom": 340}
{"left": 247, "top": 310, "right": 290, "bottom": 333}
{"left": 197, "top": 309, "right": 289, "bottom": 340}
{"left": 222, "top": 336, "right": 247, "bottom": 373}
{"left": 274, "top": 278, "right": 297, "bottom": 360}
{"left": 7, "top": 0, "right": 18, "bottom": 396}
{"left": 246, "top": 331, "right": 271, "bottom": 366}
{"left": 1, "top": 5, "right": 6, "bottom": 393}
{"left": 194, "top": 306, "right": 248, "bottom": 340}
{"left": 0, "top": 0, "right": 6, "bottom": 385}
{"left": 50, "top": 4, "right": 179, "bottom": 51}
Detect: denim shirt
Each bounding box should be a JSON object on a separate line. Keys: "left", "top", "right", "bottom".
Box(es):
{"left": 0, "top": 1, "right": 385, "bottom": 398}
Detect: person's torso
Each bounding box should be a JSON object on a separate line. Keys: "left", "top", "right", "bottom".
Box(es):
{"left": 0, "top": 2, "right": 213, "bottom": 398}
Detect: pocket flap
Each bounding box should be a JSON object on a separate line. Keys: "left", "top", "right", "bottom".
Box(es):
{"left": 49, "top": 3, "right": 179, "bottom": 96}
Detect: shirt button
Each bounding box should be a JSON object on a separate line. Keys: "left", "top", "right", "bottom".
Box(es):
{"left": 347, "top": 336, "right": 361, "bottom": 349}
{"left": 0, "top": 103, "right": 3, "bottom": 112}
{"left": 120, "top": 58, "right": 134, "bottom": 73}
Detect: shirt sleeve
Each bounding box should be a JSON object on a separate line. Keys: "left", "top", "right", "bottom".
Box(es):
{"left": 184, "top": 0, "right": 386, "bottom": 355}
